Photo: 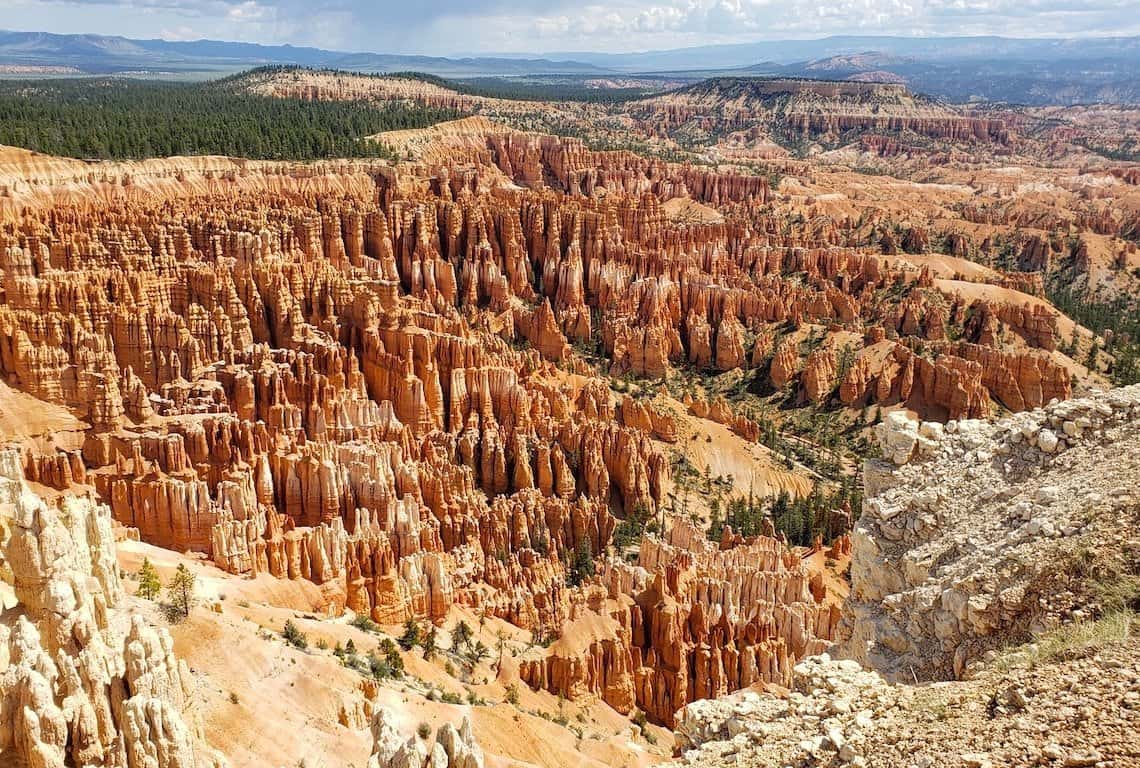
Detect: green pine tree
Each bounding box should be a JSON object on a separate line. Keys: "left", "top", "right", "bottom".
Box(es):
{"left": 136, "top": 558, "right": 161, "bottom": 601}
{"left": 451, "top": 620, "right": 473, "bottom": 651}
{"left": 398, "top": 617, "right": 421, "bottom": 651}
{"left": 566, "top": 538, "right": 595, "bottom": 587}
{"left": 164, "top": 563, "right": 196, "bottom": 623}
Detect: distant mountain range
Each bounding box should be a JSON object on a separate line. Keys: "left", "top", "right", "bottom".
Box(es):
{"left": 2, "top": 30, "right": 1139, "bottom": 105}
{"left": 531, "top": 35, "right": 1140, "bottom": 70}
{"left": 0, "top": 30, "right": 608, "bottom": 77}
{"left": 740, "top": 51, "right": 1140, "bottom": 105}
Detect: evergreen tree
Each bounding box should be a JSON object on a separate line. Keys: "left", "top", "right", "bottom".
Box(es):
{"left": 566, "top": 538, "right": 595, "bottom": 587}
{"left": 466, "top": 640, "right": 489, "bottom": 667}
{"left": 398, "top": 617, "right": 421, "bottom": 651}
{"left": 164, "top": 564, "right": 196, "bottom": 623}
{"left": 381, "top": 639, "right": 405, "bottom": 678}
{"left": 136, "top": 558, "right": 161, "bottom": 601}
{"left": 770, "top": 491, "right": 792, "bottom": 539}
{"left": 706, "top": 498, "right": 725, "bottom": 542}
{"left": 613, "top": 502, "right": 652, "bottom": 550}
{"left": 496, "top": 629, "right": 508, "bottom": 670}
{"left": 451, "top": 620, "right": 473, "bottom": 651}
{"left": 282, "top": 620, "right": 308, "bottom": 650}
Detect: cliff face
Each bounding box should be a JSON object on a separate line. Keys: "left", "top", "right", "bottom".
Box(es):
{"left": 840, "top": 384, "right": 1140, "bottom": 680}
{"left": 0, "top": 447, "right": 219, "bottom": 768}
{"left": 836, "top": 339, "right": 1069, "bottom": 420}
{"left": 632, "top": 79, "right": 1011, "bottom": 147}
{"left": 664, "top": 386, "right": 1140, "bottom": 768}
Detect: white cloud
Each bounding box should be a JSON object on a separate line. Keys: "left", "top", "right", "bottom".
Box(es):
{"left": 226, "top": 1, "right": 268, "bottom": 21}
{"left": 3, "top": 0, "right": 1139, "bottom": 53}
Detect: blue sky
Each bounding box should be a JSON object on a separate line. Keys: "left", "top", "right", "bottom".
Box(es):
{"left": 5, "top": 0, "right": 1137, "bottom": 54}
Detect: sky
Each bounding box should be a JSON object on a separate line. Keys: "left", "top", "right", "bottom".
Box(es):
{"left": 4, "top": 0, "right": 1138, "bottom": 55}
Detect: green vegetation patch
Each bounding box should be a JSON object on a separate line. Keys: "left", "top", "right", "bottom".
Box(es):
{"left": 1049, "top": 283, "right": 1140, "bottom": 386}
{"left": 0, "top": 75, "right": 461, "bottom": 160}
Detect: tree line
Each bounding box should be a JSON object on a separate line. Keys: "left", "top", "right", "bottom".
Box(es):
{"left": 0, "top": 77, "right": 460, "bottom": 161}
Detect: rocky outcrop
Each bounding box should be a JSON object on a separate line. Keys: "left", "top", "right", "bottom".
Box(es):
{"left": 684, "top": 395, "right": 760, "bottom": 442}
{"left": 0, "top": 158, "right": 693, "bottom": 629}
{"left": 714, "top": 316, "right": 747, "bottom": 371}
{"left": 367, "top": 708, "right": 483, "bottom": 768}
{"left": 951, "top": 342, "right": 1071, "bottom": 411}
{"left": 840, "top": 385, "right": 1140, "bottom": 680}
{"left": 769, "top": 340, "right": 800, "bottom": 390}
{"left": 669, "top": 639, "right": 1140, "bottom": 768}
{"left": 619, "top": 396, "right": 679, "bottom": 443}
{"left": 666, "top": 389, "right": 1140, "bottom": 768}
{"left": 673, "top": 653, "right": 892, "bottom": 764}
{"left": 0, "top": 447, "right": 219, "bottom": 768}
{"left": 802, "top": 348, "right": 837, "bottom": 403}
{"left": 835, "top": 339, "right": 1070, "bottom": 420}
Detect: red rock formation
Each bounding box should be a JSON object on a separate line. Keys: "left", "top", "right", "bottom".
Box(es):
{"left": 770, "top": 340, "right": 800, "bottom": 389}
{"left": 685, "top": 395, "right": 760, "bottom": 442}
{"left": 520, "top": 521, "right": 839, "bottom": 726}
{"left": 0, "top": 131, "right": 1077, "bottom": 593}
{"left": 802, "top": 348, "right": 837, "bottom": 403}
{"left": 714, "top": 315, "right": 747, "bottom": 371}
{"left": 0, "top": 118, "right": 1093, "bottom": 737}
{"left": 631, "top": 79, "right": 1010, "bottom": 146}
{"left": 951, "top": 342, "right": 1071, "bottom": 411}
{"left": 619, "top": 396, "right": 679, "bottom": 443}
{"left": 838, "top": 342, "right": 988, "bottom": 419}
{"left": 836, "top": 338, "right": 1070, "bottom": 419}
